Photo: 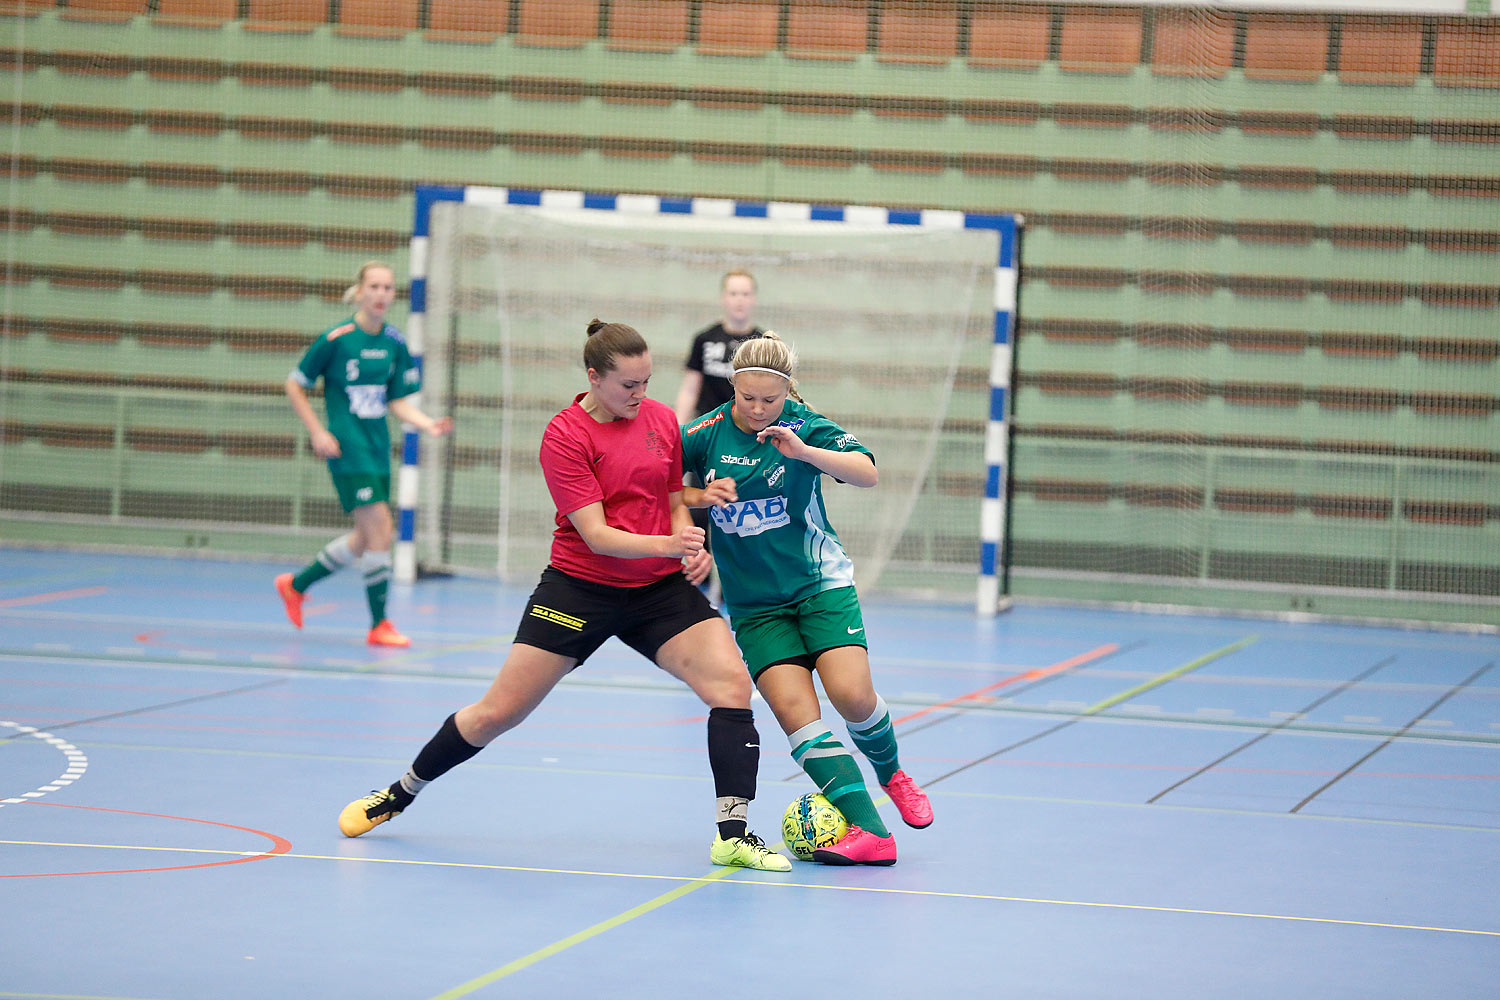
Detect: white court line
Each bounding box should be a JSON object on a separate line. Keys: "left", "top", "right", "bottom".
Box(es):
{"left": 0, "top": 721, "right": 89, "bottom": 808}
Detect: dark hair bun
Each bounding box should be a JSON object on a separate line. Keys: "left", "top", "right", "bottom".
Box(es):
{"left": 586, "top": 318, "right": 606, "bottom": 336}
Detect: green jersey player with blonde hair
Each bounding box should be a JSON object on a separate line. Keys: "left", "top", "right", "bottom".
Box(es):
{"left": 680, "top": 332, "right": 933, "bottom": 866}
{"left": 275, "top": 261, "right": 452, "bottom": 647}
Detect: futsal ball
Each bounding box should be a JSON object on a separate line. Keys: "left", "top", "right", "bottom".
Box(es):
{"left": 782, "top": 792, "right": 848, "bottom": 861}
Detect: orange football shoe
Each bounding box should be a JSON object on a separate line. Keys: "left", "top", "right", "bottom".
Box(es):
{"left": 274, "top": 573, "right": 303, "bottom": 629}
{"left": 367, "top": 620, "right": 411, "bottom": 647}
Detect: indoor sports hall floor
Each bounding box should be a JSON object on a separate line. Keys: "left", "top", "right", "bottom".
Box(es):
{"left": 2, "top": 548, "right": 1497, "bottom": 1000}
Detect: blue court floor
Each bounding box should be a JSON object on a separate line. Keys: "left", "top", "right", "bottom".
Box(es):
{"left": 2, "top": 548, "right": 1497, "bottom": 999}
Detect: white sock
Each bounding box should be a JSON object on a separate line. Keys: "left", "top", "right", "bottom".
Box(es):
{"left": 317, "top": 536, "right": 356, "bottom": 572}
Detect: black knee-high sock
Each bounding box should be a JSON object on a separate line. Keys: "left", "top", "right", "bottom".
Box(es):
{"left": 390, "top": 713, "right": 483, "bottom": 808}
{"left": 707, "top": 706, "right": 759, "bottom": 839}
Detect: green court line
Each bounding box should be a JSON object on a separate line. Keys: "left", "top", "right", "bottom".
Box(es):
{"left": 925, "top": 791, "right": 1500, "bottom": 835}
{"left": 0, "top": 646, "right": 507, "bottom": 684}
{"left": 0, "top": 994, "right": 166, "bottom": 1000}
{"left": 872, "top": 635, "right": 1262, "bottom": 812}
{"left": 1083, "top": 636, "right": 1260, "bottom": 715}
{"left": 0, "top": 567, "right": 122, "bottom": 591}
{"left": 935, "top": 699, "right": 1500, "bottom": 746}
{"left": 10, "top": 634, "right": 1496, "bottom": 744}
{"left": 351, "top": 633, "right": 517, "bottom": 672}
{"left": 425, "top": 865, "right": 740, "bottom": 999}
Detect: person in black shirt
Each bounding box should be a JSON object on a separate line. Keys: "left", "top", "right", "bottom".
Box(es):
{"left": 675, "top": 270, "right": 764, "bottom": 603}
{"left": 674, "top": 269, "right": 763, "bottom": 424}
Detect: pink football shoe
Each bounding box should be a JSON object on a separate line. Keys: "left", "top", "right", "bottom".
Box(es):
{"left": 813, "top": 825, "right": 897, "bottom": 866}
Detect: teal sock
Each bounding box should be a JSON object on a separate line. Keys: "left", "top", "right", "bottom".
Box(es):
{"left": 846, "top": 695, "right": 900, "bottom": 786}
{"left": 292, "top": 535, "right": 354, "bottom": 592}
{"left": 787, "top": 721, "right": 889, "bottom": 838}
{"left": 360, "top": 550, "right": 391, "bottom": 625}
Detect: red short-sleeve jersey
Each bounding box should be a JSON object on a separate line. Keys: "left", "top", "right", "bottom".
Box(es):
{"left": 539, "top": 394, "right": 685, "bottom": 587}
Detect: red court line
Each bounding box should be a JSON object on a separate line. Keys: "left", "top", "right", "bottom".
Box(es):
{"left": 2, "top": 801, "right": 292, "bottom": 879}
{"left": 894, "top": 643, "right": 1120, "bottom": 726}
{"left": 0, "top": 585, "right": 108, "bottom": 609}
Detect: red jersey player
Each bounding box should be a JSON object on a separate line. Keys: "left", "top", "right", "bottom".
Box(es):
{"left": 336, "top": 319, "right": 789, "bottom": 872}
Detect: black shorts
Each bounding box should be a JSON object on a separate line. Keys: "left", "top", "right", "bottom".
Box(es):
{"left": 689, "top": 505, "right": 713, "bottom": 552}
{"left": 513, "top": 565, "right": 720, "bottom": 667}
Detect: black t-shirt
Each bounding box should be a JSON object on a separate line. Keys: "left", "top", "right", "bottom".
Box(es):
{"left": 682, "top": 323, "right": 763, "bottom": 419}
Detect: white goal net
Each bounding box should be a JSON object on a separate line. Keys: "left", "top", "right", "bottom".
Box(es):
{"left": 415, "top": 195, "right": 998, "bottom": 601}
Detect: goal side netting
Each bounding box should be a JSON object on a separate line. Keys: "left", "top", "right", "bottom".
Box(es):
{"left": 414, "top": 198, "right": 998, "bottom": 601}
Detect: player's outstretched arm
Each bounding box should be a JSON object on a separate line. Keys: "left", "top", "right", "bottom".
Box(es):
{"left": 804, "top": 448, "right": 877, "bottom": 488}
{"left": 388, "top": 397, "right": 453, "bottom": 437}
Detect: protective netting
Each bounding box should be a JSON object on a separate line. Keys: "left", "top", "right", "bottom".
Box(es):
{"left": 2, "top": 1, "right": 1497, "bottom": 626}
{"left": 1003, "top": 7, "right": 1500, "bottom": 624}
{"left": 415, "top": 200, "right": 996, "bottom": 598}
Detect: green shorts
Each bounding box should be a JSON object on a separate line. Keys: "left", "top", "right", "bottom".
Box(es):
{"left": 331, "top": 472, "right": 390, "bottom": 514}
{"left": 729, "top": 586, "right": 867, "bottom": 680}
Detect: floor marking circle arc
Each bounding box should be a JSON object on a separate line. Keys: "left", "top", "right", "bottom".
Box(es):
{"left": 1, "top": 801, "right": 291, "bottom": 879}
{"left": 1, "top": 721, "right": 89, "bottom": 808}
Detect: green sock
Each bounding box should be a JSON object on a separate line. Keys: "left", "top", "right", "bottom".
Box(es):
{"left": 846, "top": 696, "right": 900, "bottom": 786}
{"left": 360, "top": 550, "right": 391, "bottom": 625}
{"left": 292, "top": 535, "right": 355, "bottom": 592}
{"left": 787, "top": 722, "right": 889, "bottom": 838}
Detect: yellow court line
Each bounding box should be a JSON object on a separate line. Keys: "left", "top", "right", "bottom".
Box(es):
{"left": 6, "top": 840, "right": 1496, "bottom": 939}
{"left": 711, "top": 877, "right": 1500, "bottom": 938}
{"left": 1084, "top": 635, "right": 1260, "bottom": 715}
{"left": 0, "top": 841, "right": 268, "bottom": 857}
{"left": 0, "top": 840, "right": 730, "bottom": 885}
{"left": 425, "top": 866, "right": 739, "bottom": 1000}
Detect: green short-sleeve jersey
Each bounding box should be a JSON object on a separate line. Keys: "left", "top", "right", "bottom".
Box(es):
{"left": 292, "top": 318, "right": 419, "bottom": 476}
{"left": 680, "top": 398, "right": 874, "bottom": 616}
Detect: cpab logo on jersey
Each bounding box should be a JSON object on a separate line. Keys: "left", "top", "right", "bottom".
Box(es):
{"left": 346, "top": 384, "right": 388, "bottom": 419}
{"left": 710, "top": 494, "right": 790, "bottom": 537}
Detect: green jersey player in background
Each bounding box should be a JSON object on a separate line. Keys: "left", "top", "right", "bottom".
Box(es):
{"left": 275, "top": 261, "right": 452, "bottom": 647}
{"left": 680, "top": 332, "right": 933, "bottom": 866}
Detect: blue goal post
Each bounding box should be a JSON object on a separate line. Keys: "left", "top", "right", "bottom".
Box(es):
{"left": 402, "top": 185, "right": 1021, "bottom": 615}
